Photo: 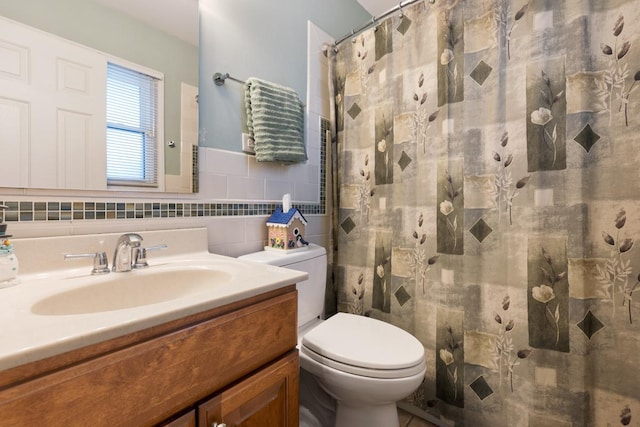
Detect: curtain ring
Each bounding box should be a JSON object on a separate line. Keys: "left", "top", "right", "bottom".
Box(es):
{"left": 398, "top": 2, "right": 404, "bottom": 18}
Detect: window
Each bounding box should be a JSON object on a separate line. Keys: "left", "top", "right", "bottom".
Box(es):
{"left": 106, "top": 61, "right": 162, "bottom": 187}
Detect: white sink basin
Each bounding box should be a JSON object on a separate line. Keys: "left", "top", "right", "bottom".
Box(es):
{"left": 31, "top": 267, "right": 233, "bottom": 315}
{"left": 1, "top": 227, "right": 308, "bottom": 373}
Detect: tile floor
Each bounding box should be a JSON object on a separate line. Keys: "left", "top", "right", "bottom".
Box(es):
{"left": 398, "top": 408, "right": 438, "bottom": 427}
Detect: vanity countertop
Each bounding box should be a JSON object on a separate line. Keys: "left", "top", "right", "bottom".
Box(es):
{"left": 0, "top": 228, "right": 306, "bottom": 372}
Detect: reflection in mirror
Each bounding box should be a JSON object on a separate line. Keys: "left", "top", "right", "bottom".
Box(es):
{"left": 0, "top": 0, "right": 199, "bottom": 193}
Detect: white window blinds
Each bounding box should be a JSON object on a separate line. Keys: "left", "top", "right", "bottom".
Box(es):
{"left": 106, "top": 62, "right": 159, "bottom": 187}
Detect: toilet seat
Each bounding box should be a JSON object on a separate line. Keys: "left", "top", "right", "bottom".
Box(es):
{"left": 300, "top": 313, "right": 425, "bottom": 379}
{"left": 300, "top": 345, "right": 425, "bottom": 379}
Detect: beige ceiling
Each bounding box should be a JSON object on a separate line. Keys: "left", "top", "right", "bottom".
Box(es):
{"left": 94, "top": 0, "right": 198, "bottom": 46}
{"left": 356, "top": 0, "right": 399, "bottom": 17}
{"left": 95, "top": 0, "right": 401, "bottom": 47}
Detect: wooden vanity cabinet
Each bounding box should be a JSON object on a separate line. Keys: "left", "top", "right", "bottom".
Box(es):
{"left": 0, "top": 286, "right": 299, "bottom": 427}
{"left": 160, "top": 350, "right": 298, "bottom": 427}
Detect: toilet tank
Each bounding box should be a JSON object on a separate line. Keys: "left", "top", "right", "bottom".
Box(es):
{"left": 238, "top": 244, "right": 327, "bottom": 328}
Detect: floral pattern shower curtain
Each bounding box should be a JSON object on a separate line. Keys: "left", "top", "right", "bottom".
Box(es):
{"left": 331, "top": 0, "right": 640, "bottom": 425}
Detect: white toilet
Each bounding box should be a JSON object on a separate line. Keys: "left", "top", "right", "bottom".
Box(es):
{"left": 239, "top": 244, "right": 426, "bottom": 427}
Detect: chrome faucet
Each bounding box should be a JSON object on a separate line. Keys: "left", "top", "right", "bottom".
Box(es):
{"left": 112, "top": 233, "right": 143, "bottom": 272}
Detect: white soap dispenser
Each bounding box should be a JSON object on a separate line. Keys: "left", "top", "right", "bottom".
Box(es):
{"left": 0, "top": 205, "right": 19, "bottom": 289}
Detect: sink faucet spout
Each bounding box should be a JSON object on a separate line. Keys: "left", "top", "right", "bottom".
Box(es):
{"left": 112, "top": 233, "right": 143, "bottom": 272}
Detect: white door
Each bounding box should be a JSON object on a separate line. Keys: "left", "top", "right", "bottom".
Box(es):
{"left": 0, "top": 17, "right": 107, "bottom": 190}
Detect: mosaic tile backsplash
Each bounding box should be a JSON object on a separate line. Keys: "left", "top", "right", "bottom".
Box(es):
{"left": 0, "top": 201, "right": 314, "bottom": 222}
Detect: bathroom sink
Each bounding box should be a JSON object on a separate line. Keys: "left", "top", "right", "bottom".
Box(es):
{"left": 0, "top": 228, "right": 308, "bottom": 373}
{"left": 31, "top": 267, "right": 232, "bottom": 315}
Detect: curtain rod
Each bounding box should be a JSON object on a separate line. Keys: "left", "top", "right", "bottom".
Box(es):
{"left": 334, "top": 0, "right": 434, "bottom": 47}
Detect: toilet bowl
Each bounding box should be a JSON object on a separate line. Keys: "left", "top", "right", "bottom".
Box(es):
{"left": 238, "top": 244, "right": 426, "bottom": 427}
{"left": 300, "top": 312, "right": 426, "bottom": 427}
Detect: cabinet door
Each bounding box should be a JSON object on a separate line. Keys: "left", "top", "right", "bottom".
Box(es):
{"left": 198, "top": 351, "right": 299, "bottom": 427}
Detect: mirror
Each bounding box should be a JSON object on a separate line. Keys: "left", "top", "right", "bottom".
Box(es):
{"left": 0, "top": 0, "right": 199, "bottom": 193}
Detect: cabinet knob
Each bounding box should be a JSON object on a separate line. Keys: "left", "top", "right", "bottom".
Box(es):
{"left": 211, "top": 423, "right": 227, "bottom": 427}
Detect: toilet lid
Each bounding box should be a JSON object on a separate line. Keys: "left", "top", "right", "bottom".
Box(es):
{"left": 301, "top": 313, "right": 425, "bottom": 372}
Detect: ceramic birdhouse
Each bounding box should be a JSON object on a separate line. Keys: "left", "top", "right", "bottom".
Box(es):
{"left": 266, "top": 194, "right": 308, "bottom": 251}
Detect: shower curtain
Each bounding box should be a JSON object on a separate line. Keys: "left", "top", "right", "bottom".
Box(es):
{"left": 330, "top": 0, "right": 640, "bottom": 425}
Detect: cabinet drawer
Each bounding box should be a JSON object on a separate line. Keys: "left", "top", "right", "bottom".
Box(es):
{"left": 0, "top": 290, "right": 297, "bottom": 427}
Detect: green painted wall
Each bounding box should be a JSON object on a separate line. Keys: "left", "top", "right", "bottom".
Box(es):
{"left": 0, "top": 0, "right": 198, "bottom": 176}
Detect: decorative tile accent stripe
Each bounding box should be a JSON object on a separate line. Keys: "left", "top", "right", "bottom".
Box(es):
{"left": 0, "top": 119, "right": 329, "bottom": 224}
{"left": 319, "top": 117, "right": 329, "bottom": 211}
{"left": 192, "top": 144, "right": 200, "bottom": 193}
{"left": 0, "top": 200, "right": 328, "bottom": 223}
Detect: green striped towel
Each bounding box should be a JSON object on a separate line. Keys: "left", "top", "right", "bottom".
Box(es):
{"left": 244, "top": 77, "right": 307, "bottom": 163}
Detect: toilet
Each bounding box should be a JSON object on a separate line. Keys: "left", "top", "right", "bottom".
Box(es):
{"left": 238, "top": 244, "right": 426, "bottom": 427}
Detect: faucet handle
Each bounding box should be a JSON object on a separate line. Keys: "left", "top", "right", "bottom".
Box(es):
{"left": 64, "top": 252, "right": 110, "bottom": 275}
{"left": 133, "top": 244, "right": 168, "bottom": 269}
